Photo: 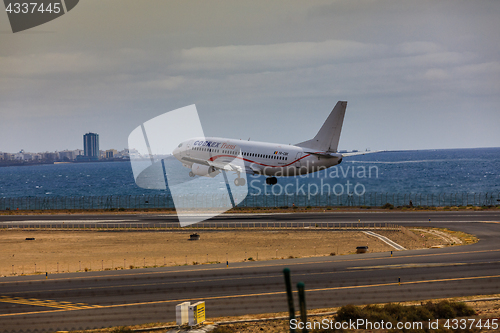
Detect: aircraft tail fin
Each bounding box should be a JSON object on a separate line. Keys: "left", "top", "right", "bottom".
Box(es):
{"left": 296, "top": 101, "right": 347, "bottom": 152}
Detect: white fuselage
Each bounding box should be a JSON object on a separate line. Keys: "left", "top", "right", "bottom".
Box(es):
{"left": 172, "top": 137, "right": 342, "bottom": 177}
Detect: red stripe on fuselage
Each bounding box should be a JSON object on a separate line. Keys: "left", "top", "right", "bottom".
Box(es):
{"left": 207, "top": 154, "right": 310, "bottom": 168}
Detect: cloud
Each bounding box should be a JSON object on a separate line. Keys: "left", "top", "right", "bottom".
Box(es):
{"left": 0, "top": 52, "right": 110, "bottom": 77}
{"left": 175, "top": 40, "right": 386, "bottom": 74}
{"left": 1, "top": 0, "right": 499, "bottom": 152}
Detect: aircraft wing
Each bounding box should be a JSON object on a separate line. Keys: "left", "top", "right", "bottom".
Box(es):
{"left": 181, "top": 156, "right": 244, "bottom": 173}
{"left": 245, "top": 165, "right": 262, "bottom": 175}
{"left": 341, "top": 150, "right": 385, "bottom": 157}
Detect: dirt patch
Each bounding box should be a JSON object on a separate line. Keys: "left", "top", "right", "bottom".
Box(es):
{"left": 0, "top": 229, "right": 420, "bottom": 276}
{"left": 0, "top": 226, "right": 476, "bottom": 277}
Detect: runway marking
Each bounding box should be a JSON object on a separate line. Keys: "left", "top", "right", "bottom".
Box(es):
{"left": 158, "top": 213, "right": 294, "bottom": 217}
{"left": 1, "top": 248, "right": 500, "bottom": 286}
{"left": 3, "top": 260, "right": 497, "bottom": 297}
{"left": 347, "top": 262, "right": 471, "bottom": 270}
{"left": 1, "top": 274, "right": 500, "bottom": 318}
{"left": 0, "top": 296, "right": 99, "bottom": 310}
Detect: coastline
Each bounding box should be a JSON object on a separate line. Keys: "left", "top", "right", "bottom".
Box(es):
{"left": 0, "top": 159, "right": 130, "bottom": 168}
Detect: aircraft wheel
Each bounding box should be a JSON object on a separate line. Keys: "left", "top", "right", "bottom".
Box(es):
{"left": 266, "top": 177, "right": 278, "bottom": 185}
{"left": 234, "top": 177, "right": 246, "bottom": 186}
{"left": 189, "top": 171, "right": 195, "bottom": 177}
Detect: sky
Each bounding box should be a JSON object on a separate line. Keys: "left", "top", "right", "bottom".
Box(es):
{"left": 1, "top": 0, "right": 499, "bottom": 153}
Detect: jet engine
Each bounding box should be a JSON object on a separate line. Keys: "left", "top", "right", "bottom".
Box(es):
{"left": 191, "top": 163, "right": 220, "bottom": 177}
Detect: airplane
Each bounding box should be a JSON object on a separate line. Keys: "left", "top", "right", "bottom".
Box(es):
{"left": 172, "top": 101, "right": 372, "bottom": 186}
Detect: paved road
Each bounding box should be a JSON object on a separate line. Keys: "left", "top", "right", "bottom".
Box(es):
{"left": 1, "top": 210, "right": 499, "bottom": 225}
{"left": 0, "top": 211, "right": 499, "bottom": 332}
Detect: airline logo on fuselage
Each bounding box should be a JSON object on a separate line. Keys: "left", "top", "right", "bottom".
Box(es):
{"left": 274, "top": 151, "right": 289, "bottom": 156}
{"left": 193, "top": 140, "right": 236, "bottom": 150}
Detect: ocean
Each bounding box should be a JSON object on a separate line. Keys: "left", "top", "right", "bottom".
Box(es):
{"left": 0, "top": 148, "right": 499, "bottom": 200}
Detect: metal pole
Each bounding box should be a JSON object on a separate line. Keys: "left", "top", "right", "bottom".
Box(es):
{"left": 283, "top": 268, "right": 296, "bottom": 332}
{"left": 297, "top": 282, "right": 307, "bottom": 333}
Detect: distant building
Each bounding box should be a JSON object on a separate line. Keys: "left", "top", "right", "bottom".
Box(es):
{"left": 105, "top": 149, "right": 118, "bottom": 159}
{"left": 42, "top": 152, "right": 58, "bottom": 161}
{"left": 83, "top": 133, "right": 99, "bottom": 161}
{"left": 114, "top": 149, "right": 129, "bottom": 159}
{"left": 59, "top": 150, "right": 77, "bottom": 161}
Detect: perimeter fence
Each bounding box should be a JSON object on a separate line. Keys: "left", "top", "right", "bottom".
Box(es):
{"left": 0, "top": 192, "right": 499, "bottom": 211}
{"left": 0, "top": 221, "right": 404, "bottom": 231}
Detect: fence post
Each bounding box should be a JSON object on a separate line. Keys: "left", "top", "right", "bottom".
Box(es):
{"left": 297, "top": 282, "right": 307, "bottom": 333}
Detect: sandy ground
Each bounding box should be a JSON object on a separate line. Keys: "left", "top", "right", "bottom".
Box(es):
{"left": 208, "top": 296, "right": 500, "bottom": 333}
{"left": 0, "top": 228, "right": 450, "bottom": 276}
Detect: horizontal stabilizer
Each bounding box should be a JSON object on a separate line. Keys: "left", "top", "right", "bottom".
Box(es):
{"left": 304, "top": 152, "right": 343, "bottom": 159}
{"left": 341, "top": 150, "right": 385, "bottom": 157}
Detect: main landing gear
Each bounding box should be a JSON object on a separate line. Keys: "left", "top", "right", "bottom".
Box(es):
{"left": 266, "top": 177, "right": 278, "bottom": 185}
{"left": 189, "top": 171, "right": 195, "bottom": 177}
{"left": 234, "top": 177, "right": 246, "bottom": 186}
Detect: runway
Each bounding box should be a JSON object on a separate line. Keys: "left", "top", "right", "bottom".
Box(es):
{"left": 1, "top": 210, "right": 500, "bottom": 225}
{"left": 0, "top": 211, "right": 499, "bottom": 332}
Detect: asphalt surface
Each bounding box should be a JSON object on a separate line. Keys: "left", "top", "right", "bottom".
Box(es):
{"left": 0, "top": 211, "right": 499, "bottom": 332}
{"left": 1, "top": 210, "right": 500, "bottom": 225}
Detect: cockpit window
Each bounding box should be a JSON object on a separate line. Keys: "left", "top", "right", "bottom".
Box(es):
{"left": 178, "top": 143, "right": 183, "bottom": 148}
